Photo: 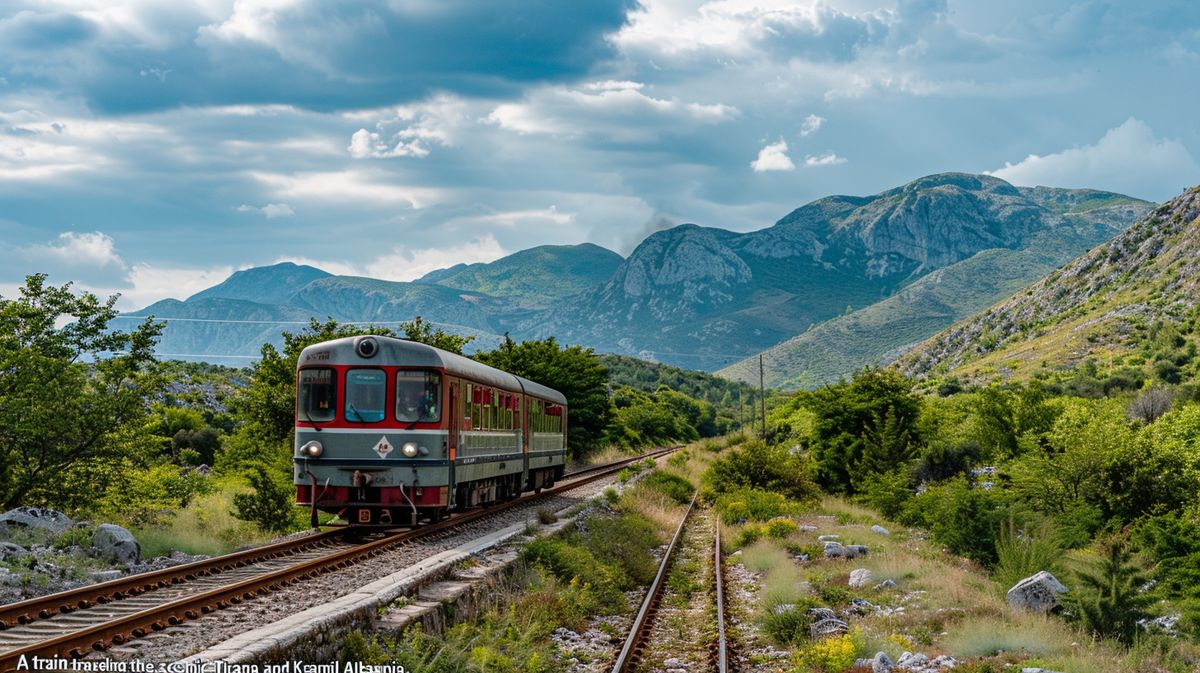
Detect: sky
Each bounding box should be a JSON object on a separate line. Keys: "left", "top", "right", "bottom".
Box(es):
{"left": 3, "top": 0, "right": 1199, "bottom": 310}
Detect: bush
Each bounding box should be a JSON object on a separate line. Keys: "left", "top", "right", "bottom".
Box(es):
{"left": 792, "top": 629, "right": 864, "bottom": 673}
{"left": 765, "top": 518, "right": 800, "bottom": 539}
{"left": 902, "top": 476, "right": 1007, "bottom": 565}
{"left": 232, "top": 464, "right": 295, "bottom": 534}
{"left": 585, "top": 514, "right": 661, "bottom": 586}
{"left": 521, "top": 538, "right": 624, "bottom": 612}
{"left": 714, "top": 488, "right": 796, "bottom": 524}
{"left": 761, "top": 596, "right": 820, "bottom": 645}
{"left": 856, "top": 470, "right": 913, "bottom": 521}
{"left": 703, "top": 441, "right": 816, "bottom": 502}
{"left": 640, "top": 470, "right": 694, "bottom": 505}
{"left": 993, "top": 518, "right": 1064, "bottom": 590}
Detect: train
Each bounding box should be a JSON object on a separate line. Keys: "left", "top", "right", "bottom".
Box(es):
{"left": 293, "top": 335, "right": 568, "bottom": 527}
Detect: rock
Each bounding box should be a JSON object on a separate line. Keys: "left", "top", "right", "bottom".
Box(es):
{"left": 810, "top": 617, "right": 849, "bottom": 639}
{"left": 0, "top": 507, "right": 74, "bottom": 534}
{"left": 0, "top": 541, "right": 30, "bottom": 561}
{"left": 92, "top": 524, "right": 140, "bottom": 565}
{"left": 872, "top": 651, "right": 894, "bottom": 673}
{"left": 663, "top": 658, "right": 685, "bottom": 669}
{"left": 1139, "top": 613, "right": 1180, "bottom": 636}
{"left": 849, "top": 568, "right": 874, "bottom": 588}
{"left": 808, "top": 607, "right": 838, "bottom": 622}
{"left": 872, "top": 524, "right": 891, "bottom": 535}
{"left": 1006, "top": 571, "right": 1068, "bottom": 613}
{"left": 818, "top": 534, "right": 841, "bottom": 542}
{"left": 89, "top": 569, "right": 124, "bottom": 583}
{"left": 875, "top": 578, "right": 898, "bottom": 589}
{"left": 1021, "top": 669, "right": 1064, "bottom": 673}
{"left": 823, "top": 542, "right": 849, "bottom": 558}
{"left": 897, "top": 651, "right": 929, "bottom": 668}
{"left": 798, "top": 524, "right": 818, "bottom": 532}
{"left": 846, "top": 544, "right": 870, "bottom": 558}
{"left": 849, "top": 597, "right": 876, "bottom": 615}
{"left": 771, "top": 603, "right": 798, "bottom": 615}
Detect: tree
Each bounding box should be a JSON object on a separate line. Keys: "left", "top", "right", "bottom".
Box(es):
{"left": 220, "top": 319, "right": 392, "bottom": 473}
{"left": 1069, "top": 534, "right": 1153, "bottom": 645}
{"left": 0, "top": 274, "right": 164, "bottom": 509}
{"left": 474, "top": 337, "right": 612, "bottom": 456}
{"left": 398, "top": 316, "right": 473, "bottom": 354}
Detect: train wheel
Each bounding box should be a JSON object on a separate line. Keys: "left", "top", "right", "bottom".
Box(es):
{"left": 428, "top": 508, "right": 444, "bottom": 523}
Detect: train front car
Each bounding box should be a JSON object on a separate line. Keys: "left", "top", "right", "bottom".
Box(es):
{"left": 293, "top": 335, "right": 568, "bottom": 527}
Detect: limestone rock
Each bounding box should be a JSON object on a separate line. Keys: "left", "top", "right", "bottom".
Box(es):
{"left": 872, "top": 651, "right": 894, "bottom": 673}
{"left": 92, "top": 524, "right": 140, "bottom": 565}
{"left": 0, "top": 541, "right": 30, "bottom": 561}
{"left": 1007, "top": 571, "right": 1068, "bottom": 613}
{"left": 823, "top": 542, "right": 848, "bottom": 558}
{"left": 810, "top": 617, "right": 849, "bottom": 639}
{"left": 818, "top": 534, "right": 841, "bottom": 542}
{"left": 0, "top": 507, "right": 73, "bottom": 534}
{"left": 872, "top": 524, "right": 891, "bottom": 535}
{"left": 849, "top": 568, "right": 874, "bottom": 588}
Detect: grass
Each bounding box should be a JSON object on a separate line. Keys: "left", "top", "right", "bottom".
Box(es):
{"left": 134, "top": 486, "right": 275, "bottom": 557}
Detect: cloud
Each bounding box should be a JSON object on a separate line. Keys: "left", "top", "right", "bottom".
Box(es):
{"left": 236, "top": 203, "right": 295, "bottom": 219}
{"left": 452, "top": 206, "right": 574, "bottom": 229}
{"left": 987, "top": 118, "right": 1200, "bottom": 201}
{"left": 486, "top": 82, "right": 739, "bottom": 141}
{"left": 751, "top": 140, "right": 794, "bottom": 172}
{"left": 19, "top": 231, "right": 129, "bottom": 286}
{"left": 804, "top": 151, "right": 846, "bottom": 166}
{"left": 799, "top": 114, "right": 824, "bottom": 137}
{"left": 363, "top": 234, "right": 507, "bottom": 282}
{"left": 251, "top": 169, "right": 444, "bottom": 208}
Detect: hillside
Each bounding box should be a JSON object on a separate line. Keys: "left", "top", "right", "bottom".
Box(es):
{"left": 718, "top": 188, "right": 1151, "bottom": 389}
{"left": 899, "top": 186, "right": 1200, "bottom": 382}
{"left": 416, "top": 243, "right": 623, "bottom": 303}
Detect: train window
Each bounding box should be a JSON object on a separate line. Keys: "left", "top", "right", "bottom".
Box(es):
{"left": 345, "top": 369, "right": 386, "bottom": 423}
{"left": 396, "top": 370, "right": 442, "bottom": 423}
{"left": 298, "top": 368, "right": 337, "bottom": 422}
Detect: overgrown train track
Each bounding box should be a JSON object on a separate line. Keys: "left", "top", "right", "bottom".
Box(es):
{"left": 611, "top": 494, "right": 732, "bottom": 673}
{"left": 0, "top": 447, "right": 675, "bottom": 670}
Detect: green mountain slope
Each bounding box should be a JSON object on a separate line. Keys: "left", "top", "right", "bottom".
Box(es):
{"left": 417, "top": 243, "right": 623, "bottom": 302}
{"left": 718, "top": 189, "right": 1152, "bottom": 389}
{"left": 898, "top": 186, "right": 1200, "bottom": 382}
{"left": 188, "top": 262, "right": 330, "bottom": 305}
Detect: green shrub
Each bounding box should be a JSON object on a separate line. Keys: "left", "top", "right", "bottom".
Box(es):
{"left": 714, "top": 487, "right": 796, "bottom": 524}
{"left": 792, "top": 629, "right": 864, "bottom": 673}
{"left": 585, "top": 514, "right": 661, "bottom": 586}
{"left": 760, "top": 597, "right": 820, "bottom": 645}
{"left": 765, "top": 518, "right": 799, "bottom": 539}
{"left": 232, "top": 463, "right": 295, "bottom": 534}
{"left": 521, "top": 539, "right": 624, "bottom": 612}
{"left": 641, "top": 470, "right": 695, "bottom": 505}
{"left": 703, "top": 441, "right": 816, "bottom": 502}
{"left": 993, "top": 518, "right": 1064, "bottom": 590}
{"left": 737, "top": 523, "right": 765, "bottom": 547}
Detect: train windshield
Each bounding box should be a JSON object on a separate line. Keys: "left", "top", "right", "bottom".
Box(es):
{"left": 298, "top": 368, "right": 337, "bottom": 423}
{"left": 345, "top": 369, "right": 386, "bottom": 423}
{"left": 396, "top": 370, "right": 441, "bottom": 423}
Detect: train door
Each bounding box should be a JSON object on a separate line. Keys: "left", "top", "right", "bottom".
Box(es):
{"left": 448, "top": 380, "right": 459, "bottom": 508}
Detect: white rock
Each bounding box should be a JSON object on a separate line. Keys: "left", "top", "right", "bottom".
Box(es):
{"left": 1006, "top": 570, "right": 1068, "bottom": 613}
{"left": 849, "top": 568, "right": 874, "bottom": 588}
{"left": 92, "top": 524, "right": 140, "bottom": 565}
{"left": 818, "top": 534, "right": 841, "bottom": 542}
{"left": 872, "top": 651, "right": 894, "bottom": 673}
{"left": 872, "top": 524, "right": 891, "bottom": 535}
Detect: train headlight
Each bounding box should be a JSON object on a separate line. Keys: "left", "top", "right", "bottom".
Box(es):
{"left": 401, "top": 442, "right": 419, "bottom": 458}
{"left": 300, "top": 440, "right": 324, "bottom": 458}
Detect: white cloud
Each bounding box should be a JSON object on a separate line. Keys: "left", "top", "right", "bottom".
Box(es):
{"left": 486, "top": 83, "right": 738, "bottom": 141}
{"left": 799, "top": 113, "right": 824, "bottom": 137}
{"left": 804, "top": 151, "right": 846, "bottom": 166}
{"left": 453, "top": 206, "right": 574, "bottom": 229}
{"left": 347, "top": 94, "right": 467, "bottom": 159}
{"left": 987, "top": 117, "right": 1200, "bottom": 201}
{"left": 251, "top": 169, "right": 444, "bottom": 208}
{"left": 364, "top": 234, "right": 507, "bottom": 282}
{"left": 236, "top": 202, "right": 295, "bottom": 218}
{"left": 750, "top": 140, "right": 794, "bottom": 172}
{"left": 119, "top": 263, "right": 235, "bottom": 310}
{"left": 348, "top": 128, "right": 430, "bottom": 158}
{"left": 20, "top": 231, "right": 129, "bottom": 286}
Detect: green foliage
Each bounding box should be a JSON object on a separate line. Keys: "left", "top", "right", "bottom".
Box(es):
{"left": 608, "top": 385, "right": 697, "bottom": 447}
{"left": 232, "top": 463, "right": 296, "bottom": 534}
{"left": 764, "top": 518, "right": 800, "bottom": 539}
{"left": 93, "top": 462, "right": 211, "bottom": 527}
{"left": 791, "top": 369, "right": 921, "bottom": 495}
{"left": 640, "top": 470, "right": 695, "bottom": 505}
{"left": 703, "top": 440, "right": 816, "bottom": 502}
{"left": 475, "top": 336, "right": 612, "bottom": 456}
{"left": 584, "top": 514, "right": 661, "bottom": 586}
{"left": 761, "top": 597, "right": 820, "bottom": 645}
{"left": 713, "top": 488, "right": 796, "bottom": 525}
{"left": 600, "top": 353, "right": 753, "bottom": 433}
{"left": 398, "top": 315, "right": 474, "bottom": 354}
{"left": 903, "top": 476, "right": 1007, "bottom": 565}
{"left": 792, "top": 629, "right": 864, "bottom": 673}
{"left": 0, "top": 274, "right": 165, "bottom": 509}
{"left": 856, "top": 470, "right": 913, "bottom": 521}
{"left": 1067, "top": 535, "right": 1154, "bottom": 645}
{"left": 993, "top": 518, "right": 1065, "bottom": 592}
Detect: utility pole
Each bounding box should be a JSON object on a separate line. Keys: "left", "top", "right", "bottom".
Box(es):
{"left": 758, "top": 355, "right": 767, "bottom": 439}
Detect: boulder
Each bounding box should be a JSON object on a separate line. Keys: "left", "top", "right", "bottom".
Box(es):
{"left": 1007, "top": 571, "right": 1068, "bottom": 613}
{"left": 823, "top": 542, "right": 849, "bottom": 558}
{"left": 810, "top": 617, "right": 849, "bottom": 639}
{"left": 846, "top": 544, "right": 870, "bottom": 557}
{"left": 849, "top": 568, "right": 874, "bottom": 588}
{"left": 874, "top": 578, "right": 898, "bottom": 590}
{"left": 849, "top": 597, "right": 876, "bottom": 615}
{"left": 871, "top": 651, "right": 894, "bottom": 673}
{"left": 0, "top": 507, "right": 73, "bottom": 534}
{"left": 871, "top": 524, "right": 891, "bottom": 536}
{"left": 771, "top": 603, "right": 798, "bottom": 615}
{"left": 896, "top": 652, "right": 929, "bottom": 668}
{"left": 0, "top": 541, "right": 30, "bottom": 561}
{"left": 92, "top": 524, "right": 140, "bottom": 565}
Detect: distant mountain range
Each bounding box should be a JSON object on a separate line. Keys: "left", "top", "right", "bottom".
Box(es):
{"left": 119, "top": 173, "right": 1151, "bottom": 382}
{"left": 899, "top": 186, "right": 1200, "bottom": 383}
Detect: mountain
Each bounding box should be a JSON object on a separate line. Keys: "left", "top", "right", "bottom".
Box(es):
{"left": 531, "top": 173, "right": 1150, "bottom": 372}
{"left": 123, "top": 174, "right": 1150, "bottom": 374}
{"left": 898, "top": 187, "right": 1200, "bottom": 383}
{"left": 415, "top": 243, "right": 623, "bottom": 303}
{"left": 718, "top": 188, "right": 1152, "bottom": 388}
{"left": 188, "top": 262, "right": 330, "bottom": 305}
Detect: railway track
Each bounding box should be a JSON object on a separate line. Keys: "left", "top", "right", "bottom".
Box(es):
{"left": 610, "top": 495, "right": 732, "bottom": 673}
{"left": 0, "top": 447, "right": 675, "bottom": 670}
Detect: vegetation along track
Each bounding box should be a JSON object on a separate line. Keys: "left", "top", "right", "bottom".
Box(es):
{"left": 0, "top": 447, "right": 676, "bottom": 670}
{"left": 611, "top": 495, "right": 732, "bottom": 673}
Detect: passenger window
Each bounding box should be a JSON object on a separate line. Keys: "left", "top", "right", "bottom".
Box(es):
{"left": 396, "top": 370, "right": 442, "bottom": 423}
{"left": 298, "top": 368, "right": 337, "bottom": 422}
{"left": 345, "top": 369, "right": 386, "bottom": 423}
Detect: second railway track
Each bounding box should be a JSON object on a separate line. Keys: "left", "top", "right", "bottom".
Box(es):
{"left": 0, "top": 447, "right": 675, "bottom": 671}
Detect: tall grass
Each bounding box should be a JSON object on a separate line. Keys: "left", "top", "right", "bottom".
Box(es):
{"left": 134, "top": 485, "right": 276, "bottom": 557}
{"left": 993, "top": 518, "right": 1064, "bottom": 592}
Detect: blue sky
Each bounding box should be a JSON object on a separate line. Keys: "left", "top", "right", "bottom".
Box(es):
{"left": 3, "top": 0, "right": 1199, "bottom": 309}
